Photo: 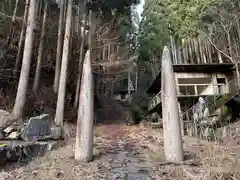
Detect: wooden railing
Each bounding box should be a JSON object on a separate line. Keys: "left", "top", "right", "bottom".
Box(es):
{"left": 148, "top": 91, "right": 161, "bottom": 111}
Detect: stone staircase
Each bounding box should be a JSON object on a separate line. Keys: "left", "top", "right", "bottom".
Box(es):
{"left": 96, "top": 95, "right": 133, "bottom": 124}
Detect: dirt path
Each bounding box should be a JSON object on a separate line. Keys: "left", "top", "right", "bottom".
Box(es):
{"left": 0, "top": 124, "right": 158, "bottom": 180}
{"left": 1, "top": 124, "right": 239, "bottom": 180}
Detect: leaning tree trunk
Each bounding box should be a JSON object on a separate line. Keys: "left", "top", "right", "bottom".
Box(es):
{"left": 53, "top": 0, "right": 65, "bottom": 93}
{"left": 54, "top": 0, "right": 73, "bottom": 126}
{"left": 33, "top": 1, "right": 48, "bottom": 92}
{"left": 14, "top": 0, "right": 29, "bottom": 75}
{"left": 12, "top": 0, "right": 37, "bottom": 119}
{"left": 74, "top": 14, "right": 87, "bottom": 108}
{"left": 75, "top": 50, "right": 94, "bottom": 162}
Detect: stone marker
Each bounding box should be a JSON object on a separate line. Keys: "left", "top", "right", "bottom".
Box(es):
{"left": 21, "top": 114, "right": 52, "bottom": 141}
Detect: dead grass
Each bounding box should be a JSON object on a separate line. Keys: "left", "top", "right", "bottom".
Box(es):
{"left": 147, "top": 127, "right": 240, "bottom": 180}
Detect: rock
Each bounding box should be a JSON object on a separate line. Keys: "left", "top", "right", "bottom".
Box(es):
{"left": 0, "top": 148, "right": 7, "bottom": 165}
{"left": 4, "top": 126, "right": 15, "bottom": 134}
{"left": 51, "top": 126, "right": 62, "bottom": 140}
{"left": 151, "top": 113, "right": 159, "bottom": 122}
{"left": 7, "top": 131, "right": 20, "bottom": 139}
{"left": 6, "top": 146, "right": 22, "bottom": 162}
{"left": 32, "top": 171, "right": 38, "bottom": 177}
{"left": 0, "top": 131, "right": 4, "bottom": 140}
{"left": 49, "top": 169, "right": 64, "bottom": 179}
{"left": 3, "top": 125, "right": 20, "bottom": 137}
{"left": 47, "top": 141, "right": 58, "bottom": 151}
{"left": 21, "top": 114, "right": 52, "bottom": 141}
{"left": 0, "top": 110, "right": 10, "bottom": 127}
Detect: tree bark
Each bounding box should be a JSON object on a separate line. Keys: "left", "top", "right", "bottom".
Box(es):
{"left": 204, "top": 41, "right": 209, "bottom": 64}
{"left": 74, "top": 14, "right": 87, "bottom": 108}
{"left": 54, "top": 0, "right": 73, "bottom": 126}
{"left": 53, "top": 0, "right": 65, "bottom": 93}
{"left": 7, "top": 0, "right": 19, "bottom": 45}
{"left": 173, "top": 37, "right": 178, "bottom": 64}
{"left": 185, "top": 39, "right": 189, "bottom": 63}
{"left": 235, "top": 63, "right": 240, "bottom": 90}
{"left": 33, "top": 1, "right": 48, "bottom": 92}
{"left": 188, "top": 38, "right": 194, "bottom": 64}
{"left": 12, "top": 0, "right": 36, "bottom": 119}
{"left": 176, "top": 39, "right": 182, "bottom": 64}
{"left": 37, "top": 0, "right": 43, "bottom": 18}
{"left": 207, "top": 40, "right": 212, "bottom": 63}
{"left": 14, "top": 0, "right": 29, "bottom": 75}
{"left": 182, "top": 39, "right": 187, "bottom": 64}
{"left": 102, "top": 40, "right": 106, "bottom": 60}
{"left": 193, "top": 38, "right": 200, "bottom": 64}
{"left": 227, "top": 32, "right": 234, "bottom": 58}
{"left": 88, "top": 8, "right": 92, "bottom": 57}
{"left": 170, "top": 36, "right": 177, "bottom": 64}
{"left": 75, "top": 50, "right": 94, "bottom": 162}
{"left": 218, "top": 51, "right": 223, "bottom": 63}
{"left": 135, "top": 70, "right": 138, "bottom": 91}
{"left": 198, "top": 36, "right": 206, "bottom": 63}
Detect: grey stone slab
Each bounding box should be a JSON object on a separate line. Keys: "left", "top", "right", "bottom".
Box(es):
{"left": 21, "top": 114, "right": 52, "bottom": 141}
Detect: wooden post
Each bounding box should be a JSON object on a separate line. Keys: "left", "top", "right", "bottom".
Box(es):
{"left": 161, "top": 46, "right": 183, "bottom": 163}
{"left": 178, "top": 102, "right": 184, "bottom": 136}
{"left": 212, "top": 74, "right": 219, "bottom": 94}
{"left": 75, "top": 50, "right": 94, "bottom": 162}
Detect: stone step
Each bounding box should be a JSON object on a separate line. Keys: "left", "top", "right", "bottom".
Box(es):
{"left": 0, "top": 140, "right": 61, "bottom": 165}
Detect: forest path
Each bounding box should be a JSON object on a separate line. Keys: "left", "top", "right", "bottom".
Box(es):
{"left": 0, "top": 124, "right": 168, "bottom": 180}
{"left": 1, "top": 124, "right": 239, "bottom": 180}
